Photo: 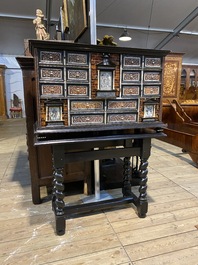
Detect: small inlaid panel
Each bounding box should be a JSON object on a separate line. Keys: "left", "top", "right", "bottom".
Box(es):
{"left": 67, "top": 69, "right": 89, "bottom": 81}
{"left": 67, "top": 53, "right": 88, "bottom": 65}
{"left": 39, "top": 51, "right": 63, "bottom": 64}
{"left": 107, "top": 100, "right": 137, "bottom": 110}
{"left": 71, "top": 114, "right": 104, "bottom": 125}
{"left": 144, "top": 72, "right": 161, "bottom": 82}
{"left": 70, "top": 100, "right": 103, "bottom": 111}
{"left": 46, "top": 105, "right": 62, "bottom": 121}
{"left": 122, "top": 86, "right": 140, "bottom": 96}
{"left": 67, "top": 84, "right": 88, "bottom": 96}
{"left": 143, "top": 86, "right": 160, "bottom": 96}
{"left": 122, "top": 56, "right": 141, "bottom": 67}
{"left": 145, "top": 57, "right": 161, "bottom": 68}
{"left": 122, "top": 71, "right": 141, "bottom": 82}
{"left": 41, "top": 84, "right": 64, "bottom": 96}
{"left": 40, "top": 68, "right": 63, "bottom": 80}
{"left": 107, "top": 113, "right": 137, "bottom": 123}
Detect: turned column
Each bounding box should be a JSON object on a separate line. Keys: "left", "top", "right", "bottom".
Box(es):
{"left": 52, "top": 145, "right": 65, "bottom": 235}
{"left": 137, "top": 138, "right": 151, "bottom": 218}
{"left": 122, "top": 157, "right": 132, "bottom": 196}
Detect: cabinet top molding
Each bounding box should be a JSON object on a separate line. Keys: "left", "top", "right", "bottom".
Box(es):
{"left": 29, "top": 39, "right": 170, "bottom": 57}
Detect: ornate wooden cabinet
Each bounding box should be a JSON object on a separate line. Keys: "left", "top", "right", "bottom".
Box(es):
{"left": 21, "top": 40, "right": 169, "bottom": 235}
{"left": 30, "top": 40, "right": 168, "bottom": 130}
{"left": 161, "top": 54, "right": 198, "bottom": 165}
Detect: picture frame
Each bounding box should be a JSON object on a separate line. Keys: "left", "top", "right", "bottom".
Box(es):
{"left": 62, "top": 0, "right": 87, "bottom": 41}
{"left": 46, "top": 105, "right": 62, "bottom": 122}
{"left": 99, "top": 70, "right": 113, "bottom": 91}
{"left": 144, "top": 104, "right": 155, "bottom": 118}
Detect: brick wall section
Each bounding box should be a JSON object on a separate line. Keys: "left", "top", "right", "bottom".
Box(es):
{"left": 139, "top": 98, "right": 144, "bottom": 122}
{"left": 40, "top": 100, "right": 46, "bottom": 126}
{"left": 63, "top": 99, "right": 68, "bottom": 126}
{"left": 91, "top": 53, "right": 120, "bottom": 98}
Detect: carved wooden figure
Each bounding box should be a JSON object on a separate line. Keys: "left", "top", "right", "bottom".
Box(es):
{"left": 33, "top": 9, "right": 50, "bottom": 40}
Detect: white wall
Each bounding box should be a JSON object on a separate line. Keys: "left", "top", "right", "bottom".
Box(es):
{"left": 0, "top": 55, "right": 24, "bottom": 118}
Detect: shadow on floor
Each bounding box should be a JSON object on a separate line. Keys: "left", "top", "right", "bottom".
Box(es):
{"left": 152, "top": 142, "right": 197, "bottom": 167}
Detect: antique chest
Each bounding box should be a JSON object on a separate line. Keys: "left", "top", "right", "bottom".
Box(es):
{"left": 29, "top": 40, "right": 168, "bottom": 141}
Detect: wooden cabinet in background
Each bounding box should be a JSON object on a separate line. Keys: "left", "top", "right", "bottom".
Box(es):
{"left": 0, "top": 65, "right": 7, "bottom": 120}
{"left": 162, "top": 53, "right": 198, "bottom": 166}
{"left": 163, "top": 53, "right": 183, "bottom": 103}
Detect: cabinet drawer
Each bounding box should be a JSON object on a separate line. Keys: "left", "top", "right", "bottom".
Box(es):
{"left": 143, "top": 85, "right": 160, "bottom": 96}
{"left": 39, "top": 51, "right": 63, "bottom": 64}
{"left": 122, "top": 71, "right": 141, "bottom": 82}
{"left": 107, "top": 100, "right": 137, "bottom": 110}
{"left": 144, "top": 72, "right": 161, "bottom": 82}
{"left": 67, "top": 84, "right": 88, "bottom": 96}
{"left": 122, "top": 55, "right": 141, "bottom": 67}
{"left": 40, "top": 83, "right": 64, "bottom": 97}
{"left": 145, "top": 57, "right": 161, "bottom": 68}
{"left": 70, "top": 100, "right": 104, "bottom": 111}
{"left": 71, "top": 114, "right": 104, "bottom": 125}
{"left": 122, "top": 85, "right": 140, "bottom": 97}
{"left": 107, "top": 113, "right": 137, "bottom": 123}
{"left": 67, "top": 69, "right": 89, "bottom": 82}
{"left": 40, "top": 68, "right": 63, "bottom": 81}
{"left": 67, "top": 52, "right": 89, "bottom": 65}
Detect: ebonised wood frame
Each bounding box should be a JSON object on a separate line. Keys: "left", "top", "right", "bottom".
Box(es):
{"left": 35, "top": 130, "right": 165, "bottom": 235}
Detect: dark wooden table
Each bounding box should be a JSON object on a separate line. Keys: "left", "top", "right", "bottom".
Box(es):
{"left": 35, "top": 127, "right": 165, "bottom": 235}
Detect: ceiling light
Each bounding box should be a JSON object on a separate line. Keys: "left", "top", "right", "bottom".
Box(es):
{"left": 119, "top": 29, "right": 132, "bottom": 41}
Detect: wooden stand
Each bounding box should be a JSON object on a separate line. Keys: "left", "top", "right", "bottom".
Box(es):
{"left": 34, "top": 129, "right": 164, "bottom": 235}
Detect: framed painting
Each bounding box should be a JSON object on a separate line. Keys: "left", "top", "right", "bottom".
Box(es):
{"left": 61, "top": 0, "right": 69, "bottom": 33}
{"left": 62, "top": 0, "right": 87, "bottom": 41}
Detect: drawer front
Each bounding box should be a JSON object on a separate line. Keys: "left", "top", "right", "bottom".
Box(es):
{"left": 67, "top": 52, "right": 89, "bottom": 65}
{"left": 71, "top": 114, "right": 104, "bottom": 125}
{"left": 107, "top": 100, "right": 137, "bottom": 110}
{"left": 122, "top": 85, "right": 140, "bottom": 96}
{"left": 67, "top": 69, "right": 89, "bottom": 82}
{"left": 70, "top": 100, "right": 104, "bottom": 111}
{"left": 143, "top": 85, "right": 160, "bottom": 96}
{"left": 145, "top": 57, "right": 162, "bottom": 68}
{"left": 39, "top": 51, "right": 63, "bottom": 64}
{"left": 67, "top": 84, "right": 88, "bottom": 96}
{"left": 40, "top": 84, "right": 64, "bottom": 96}
{"left": 122, "top": 55, "right": 141, "bottom": 67}
{"left": 40, "top": 68, "right": 63, "bottom": 80}
{"left": 122, "top": 71, "right": 141, "bottom": 82}
{"left": 107, "top": 113, "right": 137, "bottom": 123}
{"left": 144, "top": 72, "right": 161, "bottom": 82}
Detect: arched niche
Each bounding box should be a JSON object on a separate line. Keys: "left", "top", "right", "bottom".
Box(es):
{"left": 190, "top": 69, "right": 196, "bottom": 87}
{"left": 180, "top": 69, "right": 186, "bottom": 100}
